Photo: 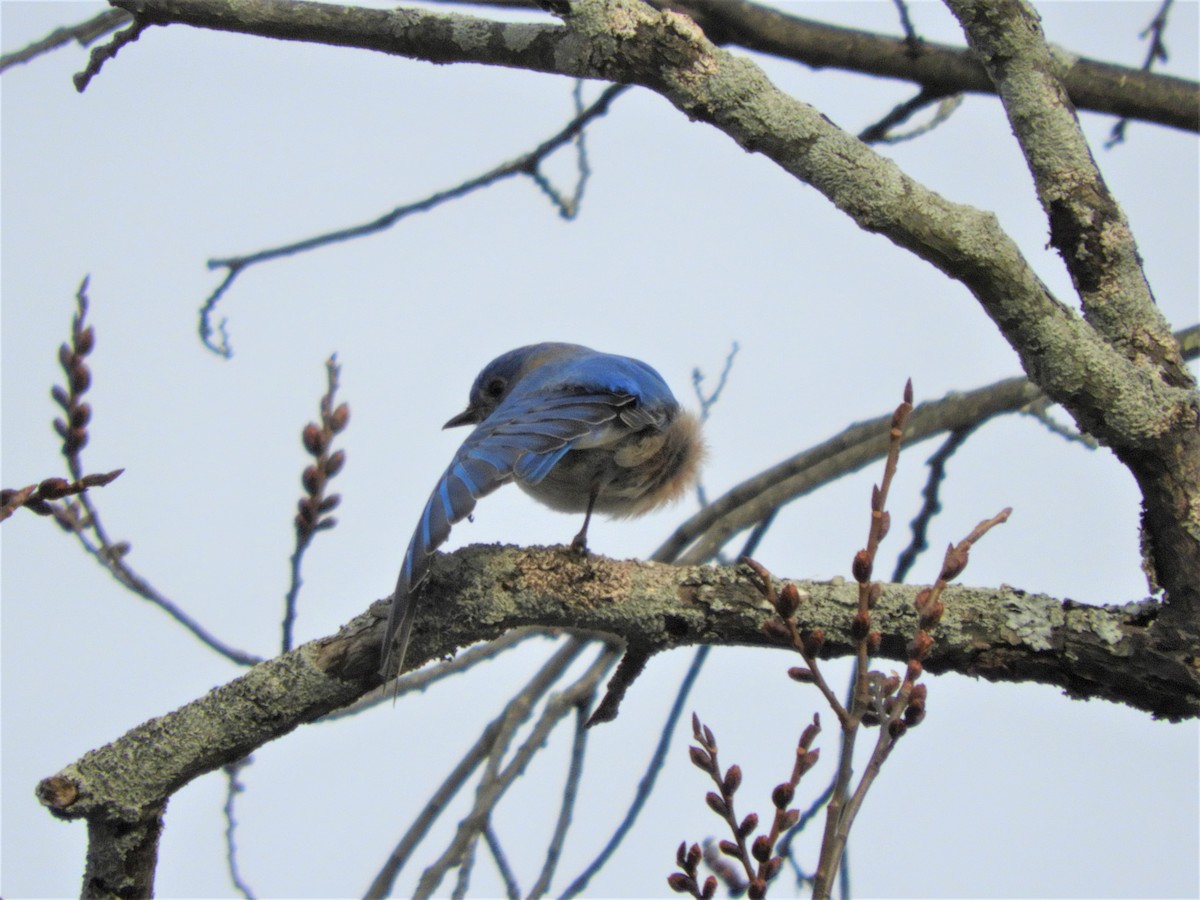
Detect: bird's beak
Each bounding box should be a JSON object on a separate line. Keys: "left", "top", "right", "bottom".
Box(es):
{"left": 443, "top": 407, "right": 481, "bottom": 429}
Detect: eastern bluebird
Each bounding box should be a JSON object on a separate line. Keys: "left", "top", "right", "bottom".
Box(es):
{"left": 381, "top": 343, "right": 704, "bottom": 677}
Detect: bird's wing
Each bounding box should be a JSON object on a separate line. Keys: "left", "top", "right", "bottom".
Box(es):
{"left": 381, "top": 388, "right": 637, "bottom": 675}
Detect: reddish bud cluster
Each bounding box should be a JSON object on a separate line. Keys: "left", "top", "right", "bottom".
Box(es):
{"left": 674, "top": 712, "right": 819, "bottom": 899}
{"left": 851, "top": 549, "right": 872, "bottom": 584}
{"left": 668, "top": 841, "right": 717, "bottom": 899}
{"left": 51, "top": 283, "right": 97, "bottom": 460}
{"left": 907, "top": 630, "right": 934, "bottom": 661}
{"left": 1, "top": 469, "right": 124, "bottom": 523}
{"left": 940, "top": 544, "right": 969, "bottom": 581}
{"left": 801, "top": 629, "right": 825, "bottom": 657}
{"left": 295, "top": 358, "right": 350, "bottom": 545}
{"left": 787, "top": 666, "right": 814, "bottom": 683}
{"left": 776, "top": 581, "right": 802, "bottom": 619}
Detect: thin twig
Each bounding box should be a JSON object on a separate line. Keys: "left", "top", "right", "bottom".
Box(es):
{"left": 858, "top": 88, "right": 962, "bottom": 144}
{"left": 414, "top": 643, "right": 617, "bottom": 899}
{"left": 366, "top": 638, "right": 591, "bottom": 899}
{"left": 891, "top": 0, "right": 919, "bottom": 48}
{"left": 72, "top": 14, "right": 146, "bottom": 92}
{"left": 690, "top": 340, "right": 739, "bottom": 524}
{"left": 528, "top": 701, "right": 592, "bottom": 898}
{"left": 525, "top": 79, "right": 594, "bottom": 219}
{"left": 482, "top": 825, "right": 521, "bottom": 900}
{"left": 222, "top": 758, "right": 256, "bottom": 899}
{"left": 0, "top": 8, "right": 132, "bottom": 73}
{"left": 559, "top": 645, "right": 710, "bottom": 899}
{"left": 891, "top": 425, "right": 978, "bottom": 584}
{"left": 1021, "top": 398, "right": 1100, "bottom": 449}
{"left": 692, "top": 342, "right": 740, "bottom": 423}
{"left": 1107, "top": 0, "right": 1175, "bottom": 147}
{"left": 199, "top": 83, "right": 629, "bottom": 356}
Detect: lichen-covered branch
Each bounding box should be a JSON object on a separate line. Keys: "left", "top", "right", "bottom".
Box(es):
{"left": 89, "top": 0, "right": 1200, "bottom": 131}
{"left": 947, "top": 0, "right": 1186, "bottom": 383}
{"left": 657, "top": 0, "right": 1198, "bottom": 133}
{"left": 944, "top": 0, "right": 1200, "bottom": 624}
{"left": 39, "top": 547, "right": 1200, "bottom": 822}
{"left": 36, "top": 542, "right": 1199, "bottom": 893}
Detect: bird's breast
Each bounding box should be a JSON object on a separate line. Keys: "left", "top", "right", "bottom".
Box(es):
{"left": 517, "top": 410, "right": 704, "bottom": 517}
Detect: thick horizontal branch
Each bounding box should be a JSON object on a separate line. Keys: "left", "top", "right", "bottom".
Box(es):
{"left": 662, "top": 0, "right": 1198, "bottom": 133}
{"left": 102, "top": 0, "right": 1198, "bottom": 131}
{"left": 38, "top": 545, "right": 1200, "bottom": 831}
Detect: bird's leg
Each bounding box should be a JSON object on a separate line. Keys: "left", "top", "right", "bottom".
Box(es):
{"left": 571, "top": 487, "right": 600, "bottom": 554}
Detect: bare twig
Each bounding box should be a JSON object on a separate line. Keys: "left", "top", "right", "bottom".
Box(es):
{"left": 890, "top": 0, "right": 920, "bottom": 51}
{"left": 1021, "top": 397, "right": 1100, "bottom": 450}
{"left": 0, "top": 8, "right": 132, "bottom": 73}
{"left": 482, "top": 825, "right": 520, "bottom": 900}
{"left": 692, "top": 342, "right": 740, "bottom": 423}
{"left": 72, "top": 13, "right": 147, "bottom": 92}
{"left": 525, "top": 79, "right": 595, "bottom": 218}
{"left": 365, "top": 638, "right": 593, "bottom": 899}
{"left": 413, "top": 642, "right": 617, "bottom": 899}
{"left": 48, "top": 278, "right": 261, "bottom": 666}
{"left": 690, "top": 341, "right": 739, "bottom": 532}
{"left": 859, "top": 89, "right": 963, "bottom": 144}
{"left": 199, "top": 83, "right": 628, "bottom": 357}
{"left": 1108, "top": 0, "right": 1176, "bottom": 146}
{"left": 526, "top": 701, "right": 590, "bottom": 898}
{"left": 891, "top": 425, "right": 979, "bottom": 584}
{"left": 560, "top": 644, "right": 709, "bottom": 899}
{"left": 222, "top": 758, "right": 256, "bottom": 900}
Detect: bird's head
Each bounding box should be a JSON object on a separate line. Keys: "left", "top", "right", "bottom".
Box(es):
{"left": 444, "top": 342, "right": 592, "bottom": 429}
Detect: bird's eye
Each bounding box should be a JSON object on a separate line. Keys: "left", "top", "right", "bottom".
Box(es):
{"left": 484, "top": 377, "right": 506, "bottom": 399}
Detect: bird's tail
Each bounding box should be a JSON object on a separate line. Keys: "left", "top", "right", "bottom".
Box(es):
{"left": 380, "top": 589, "right": 417, "bottom": 679}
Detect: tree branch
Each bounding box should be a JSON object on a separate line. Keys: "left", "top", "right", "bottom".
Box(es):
{"left": 660, "top": 0, "right": 1197, "bottom": 132}
{"left": 945, "top": 0, "right": 1200, "bottom": 625}
{"left": 38, "top": 549, "right": 1200, "bottom": 820}
{"left": 36, "top": 543, "right": 1200, "bottom": 891}
{"left": 0, "top": 8, "right": 132, "bottom": 73}
{"left": 655, "top": 376, "right": 1042, "bottom": 566}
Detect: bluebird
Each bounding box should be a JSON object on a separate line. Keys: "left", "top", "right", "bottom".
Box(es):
{"left": 381, "top": 343, "right": 704, "bottom": 677}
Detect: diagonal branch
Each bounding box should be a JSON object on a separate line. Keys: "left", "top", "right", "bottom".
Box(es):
{"left": 944, "top": 0, "right": 1200, "bottom": 622}
{"left": 0, "top": 8, "right": 132, "bottom": 72}
{"left": 655, "top": 376, "right": 1042, "bottom": 566}
{"left": 655, "top": 0, "right": 1197, "bottom": 133}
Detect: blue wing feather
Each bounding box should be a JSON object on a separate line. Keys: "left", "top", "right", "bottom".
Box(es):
{"left": 382, "top": 384, "right": 640, "bottom": 675}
